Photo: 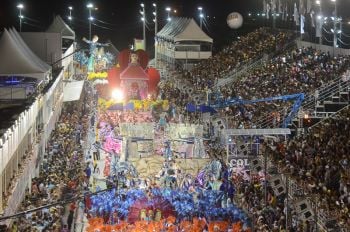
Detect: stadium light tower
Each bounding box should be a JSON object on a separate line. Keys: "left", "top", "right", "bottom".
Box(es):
{"left": 17, "top": 3, "right": 24, "bottom": 32}
{"left": 87, "top": 3, "right": 94, "bottom": 40}
{"left": 198, "top": 6, "right": 203, "bottom": 29}
{"left": 166, "top": 7, "right": 171, "bottom": 22}
{"left": 140, "top": 3, "right": 146, "bottom": 50}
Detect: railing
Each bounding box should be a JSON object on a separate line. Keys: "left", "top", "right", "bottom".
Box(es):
{"left": 216, "top": 32, "right": 298, "bottom": 89}
{"left": 252, "top": 74, "right": 350, "bottom": 129}
{"left": 260, "top": 153, "right": 332, "bottom": 231}
{"left": 302, "top": 77, "right": 350, "bottom": 113}
{"left": 308, "top": 104, "right": 350, "bottom": 130}
{"left": 284, "top": 174, "right": 349, "bottom": 231}
{"left": 215, "top": 56, "right": 264, "bottom": 89}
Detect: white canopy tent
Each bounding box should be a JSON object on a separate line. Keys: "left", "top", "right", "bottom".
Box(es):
{"left": 0, "top": 29, "right": 51, "bottom": 80}
{"left": 63, "top": 80, "right": 84, "bottom": 102}
{"left": 46, "top": 15, "right": 75, "bottom": 40}
{"left": 9, "top": 28, "right": 51, "bottom": 73}
{"left": 157, "top": 17, "right": 212, "bottom": 43}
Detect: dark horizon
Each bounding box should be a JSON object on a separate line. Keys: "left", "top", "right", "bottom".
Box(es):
{"left": 1, "top": 0, "right": 350, "bottom": 51}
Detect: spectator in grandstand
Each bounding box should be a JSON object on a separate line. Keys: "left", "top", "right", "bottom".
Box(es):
{"left": 267, "top": 108, "right": 350, "bottom": 229}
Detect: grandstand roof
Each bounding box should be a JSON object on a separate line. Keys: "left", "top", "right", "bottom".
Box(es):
{"left": 0, "top": 28, "right": 51, "bottom": 80}
{"left": 47, "top": 15, "right": 75, "bottom": 40}
{"left": 157, "top": 17, "right": 213, "bottom": 43}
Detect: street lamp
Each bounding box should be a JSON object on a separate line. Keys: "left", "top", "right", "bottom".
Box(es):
{"left": 153, "top": 3, "right": 158, "bottom": 67}
{"left": 68, "top": 6, "right": 73, "bottom": 21}
{"left": 331, "top": 0, "right": 338, "bottom": 47}
{"left": 87, "top": 3, "right": 94, "bottom": 40}
{"left": 166, "top": 7, "right": 171, "bottom": 22}
{"left": 198, "top": 6, "right": 203, "bottom": 29}
{"left": 153, "top": 3, "right": 158, "bottom": 34}
{"left": 17, "top": 3, "right": 24, "bottom": 32}
{"left": 140, "top": 3, "right": 146, "bottom": 50}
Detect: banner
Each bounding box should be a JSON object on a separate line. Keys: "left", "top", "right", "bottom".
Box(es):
{"left": 294, "top": 3, "right": 299, "bottom": 26}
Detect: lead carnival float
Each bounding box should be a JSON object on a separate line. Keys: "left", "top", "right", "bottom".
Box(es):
{"left": 80, "top": 44, "right": 252, "bottom": 231}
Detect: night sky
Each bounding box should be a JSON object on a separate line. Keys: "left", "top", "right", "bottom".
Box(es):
{"left": 1, "top": 0, "right": 350, "bottom": 51}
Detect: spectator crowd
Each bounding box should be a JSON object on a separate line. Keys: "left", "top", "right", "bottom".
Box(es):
{"left": 3, "top": 26, "right": 350, "bottom": 231}
{"left": 157, "top": 27, "right": 350, "bottom": 230}
{"left": 9, "top": 82, "right": 95, "bottom": 231}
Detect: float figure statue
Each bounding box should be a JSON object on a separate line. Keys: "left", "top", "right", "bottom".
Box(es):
{"left": 83, "top": 35, "right": 109, "bottom": 72}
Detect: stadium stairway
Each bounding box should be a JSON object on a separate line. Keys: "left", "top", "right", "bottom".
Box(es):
{"left": 251, "top": 74, "right": 350, "bottom": 131}
{"left": 292, "top": 75, "right": 350, "bottom": 130}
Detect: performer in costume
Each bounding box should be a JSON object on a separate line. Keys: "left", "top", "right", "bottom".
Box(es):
{"left": 164, "top": 140, "right": 172, "bottom": 160}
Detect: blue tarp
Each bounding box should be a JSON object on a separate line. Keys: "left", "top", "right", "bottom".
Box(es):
{"left": 186, "top": 103, "right": 217, "bottom": 113}
{"left": 124, "top": 102, "right": 135, "bottom": 111}
{"left": 199, "top": 105, "right": 217, "bottom": 113}
{"left": 108, "top": 102, "right": 135, "bottom": 111}
{"left": 108, "top": 103, "right": 124, "bottom": 111}
{"left": 186, "top": 103, "right": 196, "bottom": 112}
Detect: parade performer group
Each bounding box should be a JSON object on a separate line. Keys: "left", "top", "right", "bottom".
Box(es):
{"left": 87, "top": 102, "right": 252, "bottom": 231}
{"left": 81, "top": 35, "right": 253, "bottom": 231}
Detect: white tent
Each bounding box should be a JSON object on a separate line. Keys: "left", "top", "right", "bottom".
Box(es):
{"left": 47, "top": 15, "right": 75, "bottom": 40}
{"left": 157, "top": 17, "right": 212, "bottom": 43}
{"left": 0, "top": 29, "right": 51, "bottom": 80}
{"left": 9, "top": 28, "right": 51, "bottom": 72}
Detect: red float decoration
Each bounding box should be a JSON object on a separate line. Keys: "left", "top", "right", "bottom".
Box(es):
{"left": 147, "top": 67, "right": 160, "bottom": 93}
{"left": 107, "top": 67, "right": 121, "bottom": 88}
{"left": 118, "top": 49, "right": 131, "bottom": 71}
{"left": 135, "top": 49, "right": 149, "bottom": 70}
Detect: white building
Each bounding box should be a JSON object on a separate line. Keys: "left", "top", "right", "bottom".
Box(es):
{"left": 0, "top": 20, "right": 80, "bottom": 226}
{"left": 155, "top": 17, "right": 213, "bottom": 70}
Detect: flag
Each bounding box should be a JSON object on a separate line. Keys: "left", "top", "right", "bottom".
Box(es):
{"left": 272, "top": 0, "right": 277, "bottom": 12}
{"left": 310, "top": 11, "right": 315, "bottom": 28}
{"left": 282, "top": 2, "right": 288, "bottom": 21}
{"left": 294, "top": 3, "right": 300, "bottom": 26}
{"left": 316, "top": 16, "right": 322, "bottom": 37}
{"left": 307, "top": 0, "right": 312, "bottom": 13}
{"left": 267, "top": 3, "right": 271, "bottom": 19}
{"left": 278, "top": 0, "right": 283, "bottom": 13}
{"left": 263, "top": 0, "right": 267, "bottom": 13}
{"left": 299, "top": 0, "right": 305, "bottom": 14}
{"left": 300, "top": 14, "right": 305, "bottom": 34}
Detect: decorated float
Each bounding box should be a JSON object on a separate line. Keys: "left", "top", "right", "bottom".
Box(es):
{"left": 86, "top": 46, "right": 252, "bottom": 232}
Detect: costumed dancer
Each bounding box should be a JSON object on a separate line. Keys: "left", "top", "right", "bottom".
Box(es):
{"left": 164, "top": 140, "right": 172, "bottom": 160}
{"left": 158, "top": 112, "right": 167, "bottom": 131}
